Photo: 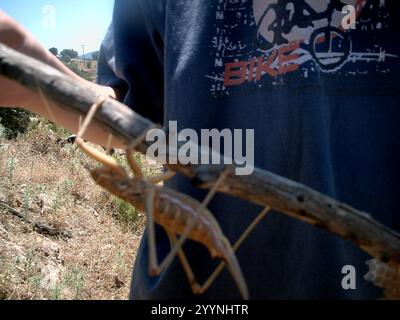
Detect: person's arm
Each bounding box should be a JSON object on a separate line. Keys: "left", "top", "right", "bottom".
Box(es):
{"left": 0, "top": 10, "right": 124, "bottom": 148}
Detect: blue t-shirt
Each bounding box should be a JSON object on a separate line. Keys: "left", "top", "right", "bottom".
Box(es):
{"left": 98, "top": 0, "right": 400, "bottom": 299}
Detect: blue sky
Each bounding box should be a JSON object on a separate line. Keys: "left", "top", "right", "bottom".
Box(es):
{"left": 1, "top": 0, "right": 114, "bottom": 53}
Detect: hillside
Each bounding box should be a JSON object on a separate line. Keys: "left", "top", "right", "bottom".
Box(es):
{"left": 0, "top": 58, "right": 161, "bottom": 299}
{"left": 79, "top": 51, "right": 99, "bottom": 60}
{"left": 67, "top": 59, "right": 98, "bottom": 82}
{"left": 0, "top": 122, "right": 156, "bottom": 299}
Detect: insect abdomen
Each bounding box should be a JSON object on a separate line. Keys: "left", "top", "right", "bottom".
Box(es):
{"left": 153, "top": 189, "right": 227, "bottom": 258}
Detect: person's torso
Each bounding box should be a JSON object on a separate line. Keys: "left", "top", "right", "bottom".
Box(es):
{"left": 110, "top": 0, "right": 400, "bottom": 299}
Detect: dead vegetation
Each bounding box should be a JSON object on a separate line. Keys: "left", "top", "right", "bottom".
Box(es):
{"left": 0, "top": 119, "right": 158, "bottom": 300}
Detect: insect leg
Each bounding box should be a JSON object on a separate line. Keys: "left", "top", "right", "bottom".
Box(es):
{"left": 144, "top": 181, "right": 197, "bottom": 279}
{"left": 37, "top": 85, "right": 57, "bottom": 124}
{"left": 145, "top": 183, "right": 160, "bottom": 276}
{"left": 165, "top": 231, "right": 199, "bottom": 292}
{"left": 76, "top": 99, "right": 105, "bottom": 141}
{"left": 157, "top": 167, "right": 231, "bottom": 273}
{"left": 161, "top": 206, "right": 270, "bottom": 299}
{"left": 126, "top": 124, "right": 160, "bottom": 178}
{"left": 75, "top": 100, "right": 122, "bottom": 172}
{"left": 196, "top": 206, "right": 271, "bottom": 294}
{"left": 147, "top": 171, "right": 176, "bottom": 184}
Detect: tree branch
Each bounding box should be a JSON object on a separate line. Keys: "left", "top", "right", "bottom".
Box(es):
{"left": 1, "top": 43, "right": 399, "bottom": 270}
{"left": 0, "top": 200, "right": 71, "bottom": 239}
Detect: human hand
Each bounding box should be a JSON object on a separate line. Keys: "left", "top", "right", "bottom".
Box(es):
{"left": 0, "top": 10, "right": 41, "bottom": 107}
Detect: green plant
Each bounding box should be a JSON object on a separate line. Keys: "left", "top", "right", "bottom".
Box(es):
{"left": 64, "top": 266, "right": 85, "bottom": 299}
{"left": 25, "top": 246, "right": 39, "bottom": 275}
{"left": 44, "top": 119, "right": 71, "bottom": 138}
{"left": 49, "top": 47, "right": 58, "bottom": 56}
{"left": 0, "top": 123, "right": 6, "bottom": 139}
{"left": 23, "top": 186, "right": 32, "bottom": 214}
{"left": 112, "top": 196, "right": 140, "bottom": 231}
{"left": 28, "top": 275, "right": 42, "bottom": 292}
{"left": 51, "top": 179, "right": 75, "bottom": 214}
{"left": 51, "top": 285, "right": 63, "bottom": 300}
{"left": 0, "top": 108, "right": 32, "bottom": 139}
{"left": 7, "top": 156, "right": 17, "bottom": 182}
{"left": 59, "top": 49, "right": 78, "bottom": 62}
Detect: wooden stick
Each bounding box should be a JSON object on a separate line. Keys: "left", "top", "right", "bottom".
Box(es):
{"left": 0, "top": 200, "right": 71, "bottom": 239}
{"left": 1, "top": 43, "right": 400, "bottom": 269}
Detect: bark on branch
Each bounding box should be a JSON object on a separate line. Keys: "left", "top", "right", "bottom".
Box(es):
{"left": 1, "top": 43, "right": 399, "bottom": 270}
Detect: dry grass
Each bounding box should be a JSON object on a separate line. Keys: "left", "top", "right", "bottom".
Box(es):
{"left": 0, "top": 120, "right": 159, "bottom": 300}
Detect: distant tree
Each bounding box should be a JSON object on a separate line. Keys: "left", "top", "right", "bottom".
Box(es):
{"left": 91, "top": 51, "right": 99, "bottom": 61}
{"left": 49, "top": 47, "right": 58, "bottom": 56}
{"left": 59, "top": 49, "right": 79, "bottom": 62}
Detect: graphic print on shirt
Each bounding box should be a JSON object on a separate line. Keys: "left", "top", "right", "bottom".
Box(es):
{"left": 207, "top": 0, "right": 398, "bottom": 98}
